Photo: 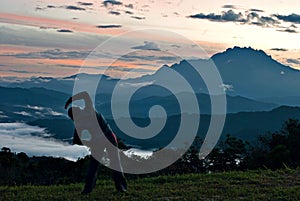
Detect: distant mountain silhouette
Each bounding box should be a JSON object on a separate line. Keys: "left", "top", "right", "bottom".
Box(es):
{"left": 1, "top": 46, "right": 299, "bottom": 107}
{"left": 211, "top": 47, "right": 300, "bottom": 100}
{"left": 99, "top": 92, "right": 277, "bottom": 117}
{"left": 26, "top": 105, "right": 300, "bottom": 148}
{"left": 0, "top": 86, "right": 68, "bottom": 122}
{"left": 108, "top": 105, "right": 300, "bottom": 149}
{"left": 0, "top": 86, "right": 277, "bottom": 124}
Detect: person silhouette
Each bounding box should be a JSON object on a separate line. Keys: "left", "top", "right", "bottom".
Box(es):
{"left": 65, "top": 91, "right": 127, "bottom": 194}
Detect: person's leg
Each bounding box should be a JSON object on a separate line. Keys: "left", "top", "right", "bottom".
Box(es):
{"left": 82, "top": 156, "right": 99, "bottom": 194}
{"left": 106, "top": 144, "right": 127, "bottom": 192}
{"left": 112, "top": 170, "right": 127, "bottom": 192}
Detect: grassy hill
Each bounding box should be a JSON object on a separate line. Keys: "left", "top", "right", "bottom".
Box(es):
{"left": 1, "top": 169, "right": 299, "bottom": 201}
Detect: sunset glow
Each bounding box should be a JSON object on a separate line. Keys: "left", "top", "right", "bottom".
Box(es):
{"left": 0, "top": 0, "right": 299, "bottom": 77}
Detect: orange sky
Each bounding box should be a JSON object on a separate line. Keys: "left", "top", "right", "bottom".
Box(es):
{"left": 0, "top": 0, "right": 299, "bottom": 77}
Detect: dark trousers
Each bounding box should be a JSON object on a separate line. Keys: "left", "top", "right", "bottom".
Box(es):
{"left": 83, "top": 156, "right": 127, "bottom": 193}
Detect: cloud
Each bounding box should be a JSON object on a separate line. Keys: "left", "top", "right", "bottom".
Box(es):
{"left": 57, "top": 29, "right": 73, "bottom": 33}
{"left": 189, "top": 10, "right": 246, "bottom": 23}
{"left": 14, "top": 111, "right": 32, "bottom": 117}
{"left": 132, "top": 41, "right": 160, "bottom": 51}
{"left": 0, "top": 69, "right": 36, "bottom": 74}
{"left": 109, "top": 10, "right": 121, "bottom": 15}
{"left": 125, "top": 11, "right": 134, "bottom": 15}
{"left": 220, "top": 83, "right": 233, "bottom": 91}
{"left": 0, "top": 111, "right": 8, "bottom": 119}
{"left": 77, "top": 2, "right": 93, "bottom": 6}
{"left": 107, "top": 66, "right": 154, "bottom": 73}
{"left": 96, "top": 24, "right": 122, "bottom": 28}
{"left": 65, "top": 5, "right": 86, "bottom": 11}
{"left": 270, "top": 48, "right": 288, "bottom": 51}
{"left": 3, "top": 49, "right": 91, "bottom": 59}
{"left": 26, "top": 105, "right": 45, "bottom": 110}
{"left": 131, "top": 16, "right": 146, "bottom": 20}
{"left": 47, "top": 5, "right": 56, "bottom": 8}
{"left": 248, "top": 8, "right": 264, "bottom": 12}
{"left": 0, "top": 123, "right": 89, "bottom": 161}
{"left": 249, "top": 15, "right": 279, "bottom": 27}
{"left": 274, "top": 13, "right": 300, "bottom": 24}
{"left": 124, "top": 4, "right": 134, "bottom": 9}
{"left": 278, "top": 28, "right": 298, "bottom": 33}
{"left": 35, "top": 7, "right": 45, "bottom": 11}
{"left": 171, "top": 44, "right": 181, "bottom": 48}
{"left": 222, "top": 5, "right": 238, "bottom": 9}
{"left": 286, "top": 58, "right": 300, "bottom": 65}
{"left": 14, "top": 105, "right": 65, "bottom": 118}
{"left": 0, "top": 24, "right": 110, "bottom": 49}
{"left": 119, "top": 52, "right": 179, "bottom": 63}
{"left": 103, "top": 0, "right": 123, "bottom": 7}
{"left": 188, "top": 10, "right": 280, "bottom": 27}
{"left": 25, "top": 105, "right": 65, "bottom": 117}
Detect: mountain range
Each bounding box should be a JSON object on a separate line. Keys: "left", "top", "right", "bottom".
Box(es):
{"left": 3, "top": 47, "right": 300, "bottom": 106}
{"left": 1, "top": 46, "right": 300, "bottom": 148}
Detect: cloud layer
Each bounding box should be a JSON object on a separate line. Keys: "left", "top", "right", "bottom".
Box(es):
{"left": 132, "top": 41, "right": 161, "bottom": 51}
{"left": 188, "top": 10, "right": 280, "bottom": 27}
{"left": 0, "top": 123, "right": 89, "bottom": 161}
{"left": 188, "top": 9, "right": 300, "bottom": 32}
{"left": 274, "top": 13, "right": 300, "bottom": 24}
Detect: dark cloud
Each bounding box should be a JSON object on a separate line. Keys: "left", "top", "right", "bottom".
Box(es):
{"left": 35, "top": 7, "right": 44, "bottom": 11}
{"left": 171, "top": 44, "right": 181, "bottom": 48}
{"left": 47, "top": 5, "right": 56, "bottom": 8}
{"left": 188, "top": 10, "right": 247, "bottom": 23}
{"left": 270, "top": 48, "right": 288, "bottom": 51}
{"left": 77, "top": 2, "right": 93, "bottom": 6}
{"left": 57, "top": 29, "right": 73, "bottom": 33}
{"left": 290, "top": 24, "right": 298, "bottom": 28}
{"left": 103, "top": 0, "right": 123, "bottom": 7}
{"left": 132, "top": 41, "right": 160, "bottom": 51}
{"left": 125, "top": 11, "right": 134, "bottom": 15}
{"left": 58, "top": 64, "right": 153, "bottom": 73}
{"left": 248, "top": 8, "right": 264, "bottom": 12}
{"left": 274, "top": 13, "right": 300, "bottom": 24}
{"left": 286, "top": 59, "right": 300, "bottom": 65}
{"left": 107, "top": 66, "right": 154, "bottom": 73}
{"left": 188, "top": 10, "right": 280, "bottom": 27}
{"left": 57, "top": 64, "right": 81, "bottom": 69}
{"left": 0, "top": 69, "right": 50, "bottom": 75}
{"left": 131, "top": 16, "right": 146, "bottom": 20}
{"left": 96, "top": 24, "right": 122, "bottom": 28}
{"left": 278, "top": 28, "right": 298, "bottom": 33}
{"left": 120, "top": 54, "right": 178, "bottom": 63}
{"left": 250, "top": 15, "right": 279, "bottom": 26}
{"left": 39, "top": 26, "right": 51, "bottom": 30}
{"left": 222, "top": 5, "right": 238, "bottom": 9}
{"left": 124, "top": 4, "right": 134, "bottom": 9}
{"left": 109, "top": 10, "right": 121, "bottom": 15}
{"left": 65, "top": 5, "right": 86, "bottom": 10}
{"left": 5, "top": 49, "right": 91, "bottom": 60}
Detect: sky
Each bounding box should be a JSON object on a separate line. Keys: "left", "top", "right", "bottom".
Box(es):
{"left": 0, "top": 0, "right": 299, "bottom": 78}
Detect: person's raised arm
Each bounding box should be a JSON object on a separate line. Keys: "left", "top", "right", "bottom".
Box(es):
{"left": 65, "top": 91, "right": 93, "bottom": 110}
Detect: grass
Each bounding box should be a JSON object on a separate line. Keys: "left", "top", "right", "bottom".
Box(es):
{"left": 1, "top": 169, "right": 300, "bottom": 201}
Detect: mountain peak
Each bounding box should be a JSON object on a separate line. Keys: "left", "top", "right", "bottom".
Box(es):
{"left": 213, "top": 46, "right": 271, "bottom": 60}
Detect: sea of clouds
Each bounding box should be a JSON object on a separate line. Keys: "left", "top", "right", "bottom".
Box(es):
{"left": 0, "top": 122, "right": 89, "bottom": 161}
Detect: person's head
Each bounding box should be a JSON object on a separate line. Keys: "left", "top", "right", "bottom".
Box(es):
{"left": 67, "top": 106, "right": 82, "bottom": 121}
